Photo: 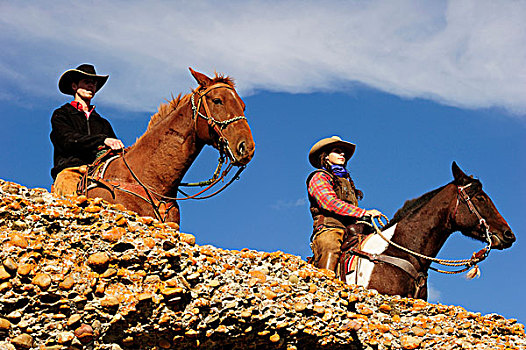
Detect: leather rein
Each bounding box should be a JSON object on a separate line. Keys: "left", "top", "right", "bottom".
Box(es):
{"left": 84, "top": 83, "right": 248, "bottom": 222}
{"left": 349, "top": 183, "right": 493, "bottom": 298}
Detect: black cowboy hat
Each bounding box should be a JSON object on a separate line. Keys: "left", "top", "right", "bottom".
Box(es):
{"left": 308, "top": 136, "right": 356, "bottom": 168}
{"left": 58, "top": 64, "right": 109, "bottom": 96}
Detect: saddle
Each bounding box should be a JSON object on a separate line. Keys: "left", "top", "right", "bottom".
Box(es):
{"left": 77, "top": 149, "right": 121, "bottom": 197}
{"left": 338, "top": 223, "right": 374, "bottom": 280}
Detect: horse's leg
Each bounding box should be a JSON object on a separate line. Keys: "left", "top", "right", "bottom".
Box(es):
{"left": 164, "top": 202, "right": 180, "bottom": 226}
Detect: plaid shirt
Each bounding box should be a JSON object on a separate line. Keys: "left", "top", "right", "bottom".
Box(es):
{"left": 308, "top": 171, "right": 366, "bottom": 218}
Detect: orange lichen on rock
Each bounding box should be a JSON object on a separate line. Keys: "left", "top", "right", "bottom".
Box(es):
{"left": 0, "top": 180, "right": 524, "bottom": 350}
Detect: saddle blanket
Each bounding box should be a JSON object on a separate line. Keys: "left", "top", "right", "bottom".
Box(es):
{"left": 345, "top": 224, "right": 397, "bottom": 287}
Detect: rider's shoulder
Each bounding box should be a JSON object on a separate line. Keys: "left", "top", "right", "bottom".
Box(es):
{"left": 307, "top": 169, "right": 334, "bottom": 185}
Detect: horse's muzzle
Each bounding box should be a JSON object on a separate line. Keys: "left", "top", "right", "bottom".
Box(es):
{"left": 491, "top": 229, "right": 515, "bottom": 249}
{"left": 233, "top": 140, "right": 255, "bottom": 165}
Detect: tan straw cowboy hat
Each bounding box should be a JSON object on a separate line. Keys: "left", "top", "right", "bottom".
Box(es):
{"left": 58, "top": 64, "right": 109, "bottom": 96}
{"left": 308, "top": 136, "right": 356, "bottom": 168}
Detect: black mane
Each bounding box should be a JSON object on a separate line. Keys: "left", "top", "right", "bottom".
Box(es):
{"left": 384, "top": 183, "right": 450, "bottom": 229}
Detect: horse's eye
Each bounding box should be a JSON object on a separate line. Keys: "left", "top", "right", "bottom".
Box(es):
{"left": 212, "top": 98, "right": 223, "bottom": 105}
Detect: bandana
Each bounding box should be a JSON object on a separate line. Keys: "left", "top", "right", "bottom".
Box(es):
{"left": 327, "top": 165, "right": 349, "bottom": 178}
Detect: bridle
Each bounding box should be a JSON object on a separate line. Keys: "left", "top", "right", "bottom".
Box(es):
{"left": 453, "top": 182, "right": 493, "bottom": 253}
{"left": 191, "top": 82, "right": 247, "bottom": 163}
{"left": 86, "top": 83, "right": 249, "bottom": 222}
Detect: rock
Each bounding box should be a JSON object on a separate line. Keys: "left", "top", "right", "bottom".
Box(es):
{"left": 32, "top": 273, "right": 52, "bottom": 290}
{"left": 0, "top": 180, "right": 524, "bottom": 350}
{"left": 17, "top": 264, "right": 33, "bottom": 276}
{"left": 400, "top": 335, "right": 421, "bottom": 349}
{"left": 67, "top": 314, "right": 82, "bottom": 328}
{"left": 74, "top": 324, "right": 94, "bottom": 343}
{"left": 3, "top": 257, "right": 18, "bottom": 272}
{"left": 57, "top": 331, "right": 75, "bottom": 344}
{"left": 0, "top": 266, "right": 11, "bottom": 281}
{"left": 9, "top": 234, "right": 28, "bottom": 248}
{"left": 100, "top": 296, "right": 120, "bottom": 308}
{"left": 59, "top": 276, "right": 76, "bottom": 290}
{"left": 0, "top": 317, "right": 11, "bottom": 330}
{"left": 87, "top": 252, "right": 110, "bottom": 270}
{"left": 103, "top": 227, "right": 126, "bottom": 242}
{"left": 11, "top": 334, "right": 33, "bottom": 349}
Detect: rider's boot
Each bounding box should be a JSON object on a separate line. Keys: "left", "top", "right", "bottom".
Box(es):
{"left": 318, "top": 251, "right": 340, "bottom": 274}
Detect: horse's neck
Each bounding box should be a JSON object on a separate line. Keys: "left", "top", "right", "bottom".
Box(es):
{"left": 123, "top": 104, "right": 203, "bottom": 195}
{"left": 390, "top": 185, "right": 457, "bottom": 264}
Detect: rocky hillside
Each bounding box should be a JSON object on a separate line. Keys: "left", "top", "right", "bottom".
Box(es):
{"left": 0, "top": 179, "right": 524, "bottom": 350}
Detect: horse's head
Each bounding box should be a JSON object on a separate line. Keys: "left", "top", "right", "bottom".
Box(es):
{"left": 451, "top": 162, "right": 515, "bottom": 250}
{"left": 189, "top": 68, "right": 255, "bottom": 166}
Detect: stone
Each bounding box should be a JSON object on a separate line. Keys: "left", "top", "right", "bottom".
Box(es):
{"left": 102, "top": 227, "right": 126, "bottom": 242}
{"left": 74, "top": 324, "right": 94, "bottom": 343}
{"left": 67, "top": 314, "right": 82, "bottom": 328}
{"left": 57, "top": 331, "right": 75, "bottom": 344}
{"left": 10, "top": 234, "right": 28, "bottom": 248}
{"left": 400, "top": 335, "right": 421, "bottom": 349}
{"left": 11, "top": 334, "right": 34, "bottom": 349}
{"left": 59, "top": 276, "right": 76, "bottom": 290}
{"left": 0, "top": 318, "right": 11, "bottom": 330}
{"left": 100, "top": 296, "right": 120, "bottom": 308}
{"left": 0, "top": 266, "right": 11, "bottom": 281}
{"left": 17, "top": 264, "right": 33, "bottom": 276}
{"left": 270, "top": 333, "right": 280, "bottom": 343}
{"left": 87, "top": 252, "right": 110, "bottom": 269}
{"left": 32, "top": 273, "right": 52, "bottom": 290}
{"left": 3, "top": 257, "right": 18, "bottom": 272}
{"left": 0, "top": 181, "right": 524, "bottom": 350}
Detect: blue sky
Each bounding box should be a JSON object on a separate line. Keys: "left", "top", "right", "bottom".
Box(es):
{"left": 1, "top": 0, "right": 525, "bottom": 324}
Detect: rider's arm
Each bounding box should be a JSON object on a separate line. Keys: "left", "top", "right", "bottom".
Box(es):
{"left": 308, "top": 172, "right": 366, "bottom": 218}
{"left": 50, "top": 108, "right": 121, "bottom": 152}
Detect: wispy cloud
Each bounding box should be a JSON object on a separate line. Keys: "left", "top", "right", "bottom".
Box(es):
{"left": 271, "top": 198, "right": 307, "bottom": 210}
{"left": 427, "top": 282, "right": 441, "bottom": 303}
{"left": 1, "top": 0, "right": 525, "bottom": 116}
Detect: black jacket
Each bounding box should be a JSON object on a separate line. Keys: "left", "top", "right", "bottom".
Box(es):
{"left": 50, "top": 103, "right": 117, "bottom": 180}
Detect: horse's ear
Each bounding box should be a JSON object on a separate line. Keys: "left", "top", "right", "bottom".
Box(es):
{"left": 452, "top": 161, "right": 469, "bottom": 185}
{"left": 189, "top": 67, "right": 212, "bottom": 88}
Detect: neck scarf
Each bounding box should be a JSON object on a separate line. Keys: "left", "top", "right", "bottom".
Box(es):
{"left": 327, "top": 164, "right": 349, "bottom": 178}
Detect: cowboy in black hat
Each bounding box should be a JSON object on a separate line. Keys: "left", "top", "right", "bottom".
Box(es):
{"left": 50, "top": 64, "right": 124, "bottom": 194}
{"left": 306, "top": 136, "right": 384, "bottom": 274}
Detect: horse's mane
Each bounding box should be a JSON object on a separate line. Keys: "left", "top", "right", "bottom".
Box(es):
{"left": 383, "top": 183, "right": 450, "bottom": 229}
{"left": 146, "top": 74, "right": 235, "bottom": 132}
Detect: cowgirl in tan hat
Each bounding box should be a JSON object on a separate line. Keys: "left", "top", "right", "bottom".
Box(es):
{"left": 50, "top": 64, "right": 124, "bottom": 195}
{"left": 307, "top": 136, "right": 383, "bottom": 273}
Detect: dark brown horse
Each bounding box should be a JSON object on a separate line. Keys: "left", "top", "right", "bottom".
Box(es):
{"left": 86, "top": 69, "right": 255, "bottom": 224}
{"left": 343, "top": 162, "right": 515, "bottom": 299}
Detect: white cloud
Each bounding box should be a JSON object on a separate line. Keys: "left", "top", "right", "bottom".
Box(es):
{"left": 271, "top": 198, "right": 307, "bottom": 210}
{"left": 427, "top": 282, "right": 441, "bottom": 303}
{"left": 1, "top": 0, "right": 525, "bottom": 116}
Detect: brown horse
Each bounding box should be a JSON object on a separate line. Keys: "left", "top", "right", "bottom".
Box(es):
{"left": 343, "top": 162, "right": 515, "bottom": 299}
{"left": 86, "top": 68, "right": 255, "bottom": 224}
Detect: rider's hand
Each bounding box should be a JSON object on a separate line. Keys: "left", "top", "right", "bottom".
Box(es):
{"left": 365, "top": 209, "right": 383, "bottom": 218}
{"left": 104, "top": 138, "right": 124, "bottom": 150}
